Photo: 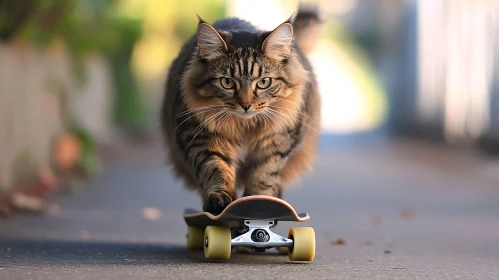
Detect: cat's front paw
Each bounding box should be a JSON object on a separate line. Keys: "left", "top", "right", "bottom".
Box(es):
{"left": 203, "top": 190, "right": 237, "bottom": 214}
{"left": 243, "top": 183, "right": 283, "bottom": 198}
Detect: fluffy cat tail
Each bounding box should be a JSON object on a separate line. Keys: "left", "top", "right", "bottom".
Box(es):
{"left": 292, "top": 3, "right": 324, "bottom": 55}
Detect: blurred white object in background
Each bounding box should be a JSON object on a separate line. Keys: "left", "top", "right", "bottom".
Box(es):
{"left": 417, "top": 0, "right": 499, "bottom": 142}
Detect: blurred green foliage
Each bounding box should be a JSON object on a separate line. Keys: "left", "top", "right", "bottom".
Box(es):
{"left": 109, "top": 19, "right": 146, "bottom": 132}
{"left": 0, "top": 0, "right": 228, "bottom": 134}
{"left": 1, "top": 0, "right": 120, "bottom": 59}
{"left": 70, "top": 124, "right": 101, "bottom": 177}
{"left": 0, "top": 0, "right": 148, "bottom": 133}
{"left": 171, "top": 0, "right": 227, "bottom": 44}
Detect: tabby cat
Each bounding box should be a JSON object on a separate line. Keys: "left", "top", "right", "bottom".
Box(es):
{"left": 161, "top": 4, "right": 322, "bottom": 214}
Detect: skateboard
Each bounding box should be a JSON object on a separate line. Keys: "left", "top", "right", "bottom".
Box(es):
{"left": 183, "top": 195, "right": 315, "bottom": 261}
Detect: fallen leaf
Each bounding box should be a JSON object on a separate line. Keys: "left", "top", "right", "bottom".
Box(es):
{"left": 399, "top": 208, "right": 415, "bottom": 221}
{"left": 331, "top": 238, "right": 346, "bottom": 245}
{"left": 361, "top": 241, "right": 373, "bottom": 246}
{"left": 142, "top": 207, "right": 162, "bottom": 220}
{"left": 46, "top": 203, "right": 61, "bottom": 216}
{"left": 371, "top": 214, "right": 383, "bottom": 227}
{"left": 80, "top": 230, "right": 90, "bottom": 239}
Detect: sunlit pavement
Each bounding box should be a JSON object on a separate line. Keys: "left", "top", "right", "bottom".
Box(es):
{"left": 1, "top": 134, "right": 499, "bottom": 279}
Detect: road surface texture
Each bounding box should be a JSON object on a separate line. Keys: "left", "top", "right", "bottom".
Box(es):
{"left": 1, "top": 135, "right": 499, "bottom": 279}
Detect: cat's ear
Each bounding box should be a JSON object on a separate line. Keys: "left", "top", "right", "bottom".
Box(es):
{"left": 197, "top": 21, "right": 228, "bottom": 60}
{"left": 262, "top": 22, "right": 293, "bottom": 60}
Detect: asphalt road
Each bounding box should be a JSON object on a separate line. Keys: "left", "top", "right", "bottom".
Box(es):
{"left": 1, "top": 135, "right": 499, "bottom": 279}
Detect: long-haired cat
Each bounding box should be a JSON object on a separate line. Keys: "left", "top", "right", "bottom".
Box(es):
{"left": 161, "top": 4, "right": 322, "bottom": 214}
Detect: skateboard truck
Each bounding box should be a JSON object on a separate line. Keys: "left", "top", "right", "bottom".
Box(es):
{"left": 231, "top": 220, "right": 293, "bottom": 251}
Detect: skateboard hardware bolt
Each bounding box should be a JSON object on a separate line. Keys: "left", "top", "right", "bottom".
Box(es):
{"left": 251, "top": 229, "right": 270, "bottom": 242}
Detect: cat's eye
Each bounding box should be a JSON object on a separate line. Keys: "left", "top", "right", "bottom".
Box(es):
{"left": 220, "top": 77, "right": 235, "bottom": 89}
{"left": 257, "top": 78, "right": 272, "bottom": 89}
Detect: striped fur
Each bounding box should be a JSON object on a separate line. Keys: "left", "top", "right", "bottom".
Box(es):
{"left": 161, "top": 6, "right": 322, "bottom": 213}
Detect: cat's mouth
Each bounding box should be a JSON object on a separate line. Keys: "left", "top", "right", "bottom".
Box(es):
{"left": 233, "top": 110, "right": 258, "bottom": 119}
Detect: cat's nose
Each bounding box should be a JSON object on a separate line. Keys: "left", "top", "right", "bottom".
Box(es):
{"left": 239, "top": 103, "right": 251, "bottom": 112}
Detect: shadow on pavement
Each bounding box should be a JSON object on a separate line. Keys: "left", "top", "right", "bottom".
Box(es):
{"left": 0, "top": 239, "right": 304, "bottom": 266}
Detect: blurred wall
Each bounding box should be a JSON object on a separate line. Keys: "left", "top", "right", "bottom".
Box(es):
{"left": 0, "top": 42, "right": 66, "bottom": 190}
{"left": 417, "top": 0, "right": 499, "bottom": 142}
{"left": 0, "top": 42, "right": 112, "bottom": 192}
{"left": 388, "top": 0, "right": 499, "bottom": 149}
{"left": 72, "top": 55, "right": 114, "bottom": 142}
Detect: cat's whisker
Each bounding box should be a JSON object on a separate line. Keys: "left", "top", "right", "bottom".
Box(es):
{"left": 213, "top": 111, "right": 227, "bottom": 135}
{"left": 190, "top": 114, "right": 216, "bottom": 144}
{"left": 265, "top": 109, "right": 293, "bottom": 141}
{"left": 266, "top": 108, "right": 295, "bottom": 131}
{"left": 215, "top": 111, "right": 230, "bottom": 132}
{"left": 175, "top": 105, "right": 224, "bottom": 118}
{"left": 175, "top": 108, "right": 216, "bottom": 119}
{"left": 260, "top": 113, "right": 270, "bottom": 130}
{"left": 267, "top": 108, "right": 296, "bottom": 133}
{"left": 223, "top": 111, "right": 233, "bottom": 125}
{"left": 262, "top": 112, "right": 279, "bottom": 135}
{"left": 267, "top": 107, "right": 321, "bottom": 134}
{"left": 189, "top": 110, "right": 226, "bottom": 145}
{"left": 220, "top": 112, "right": 233, "bottom": 133}
{"left": 192, "top": 111, "right": 219, "bottom": 136}
{"left": 190, "top": 112, "right": 219, "bottom": 142}
{"left": 269, "top": 107, "right": 318, "bottom": 134}
{"left": 269, "top": 97, "right": 322, "bottom": 132}
{"left": 214, "top": 112, "right": 226, "bottom": 132}
{"left": 175, "top": 107, "right": 223, "bottom": 119}
{"left": 175, "top": 108, "right": 221, "bottom": 131}
{"left": 270, "top": 113, "right": 294, "bottom": 142}
{"left": 268, "top": 105, "right": 322, "bottom": 133}
{"left": 262, "top": 112, "right": 275, "bottom": 132}
{"left": 176, "top": 104, "right": 224, "bottom": 115}
{"left": 274, "top": 97, "right": 305, "bottom": 108}
{"left": 203, "top": 110, "right": 227, "bottom": 137}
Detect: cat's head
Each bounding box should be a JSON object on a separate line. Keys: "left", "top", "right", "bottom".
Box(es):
{"left": 181, "top": 17, "right": 309, "bottom": 121}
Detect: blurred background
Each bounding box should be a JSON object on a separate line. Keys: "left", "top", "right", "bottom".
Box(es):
{"left": 0, "top": 0, "right": 498, "bottom": 223}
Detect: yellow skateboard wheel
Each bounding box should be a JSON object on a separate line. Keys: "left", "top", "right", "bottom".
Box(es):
{"left": 186, "top": 226, "right": 205, "bottom": 250}
{"left": 288, "top": 227, "right": 315, "bottom": 261}
{"left": 204, "top": 226, "right": 231, "bottom": 259}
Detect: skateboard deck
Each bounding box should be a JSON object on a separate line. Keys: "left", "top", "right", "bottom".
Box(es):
{"left": 183, "top": 195, "right": 309, "bottom": 228}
